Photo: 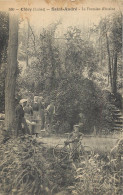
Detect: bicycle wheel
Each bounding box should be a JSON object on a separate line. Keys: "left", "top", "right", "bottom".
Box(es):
{"left": 53, "top": 144, "right": 69, "bottom": 162}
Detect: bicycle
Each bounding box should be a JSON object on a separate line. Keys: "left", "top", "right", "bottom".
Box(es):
{"left": 53, "top": 135, "right": 93, "bottom": 162}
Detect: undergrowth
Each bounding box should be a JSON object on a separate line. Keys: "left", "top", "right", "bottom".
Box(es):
{"left": 67, "top": 153, "right": 123, "bottom": 195}
{"left": 0, "top": 134, "right": 122, "bottom": 195}
{"left": 0, "top": 135, "right": 50, "bottom": 195}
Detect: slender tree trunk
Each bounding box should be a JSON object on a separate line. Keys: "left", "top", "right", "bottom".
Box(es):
{"left": 105, "top": 33, "right": 113, "bottom": 91}
{"left": 99, "top": 29, "right": 103, "bottom": 66}
{"left": 5, "top": 13, "right": 18, "bottom": 134}
{"left": 26, "top": 20, "right": 29, "bottom": 67}
{"left": 112, "top": 52, "right": 117, "bottom": 95}
{"left": 48, "top": 37, "right": 56, "bottom": 90}
{"left": 100, "top": 39, "right": 103, "bottom": 67}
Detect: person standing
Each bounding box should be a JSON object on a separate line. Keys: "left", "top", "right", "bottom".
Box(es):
{"left": 38, "top": 99, "right": 45, "bottom": 130}
{"left": 65, "top": 125, "right": 83, "bottom": 160}
{"left": 15, "top": 99, "right": 25, "bottom": 136}
{"left": 32, "top": 96, "right": 44, "bottom": 135}
{"left": 24, "top": 102, "right": 33, "bottom": 121}
{"left": 45, "top": 101, "right": 55, "bottom": 132}
{"left": 15, "top": 99, "right": 30, "bottom": 136}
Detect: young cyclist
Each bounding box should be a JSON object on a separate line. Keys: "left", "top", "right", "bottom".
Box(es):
{"left": 64, "top": 124, "right": 84, "bottom": 160}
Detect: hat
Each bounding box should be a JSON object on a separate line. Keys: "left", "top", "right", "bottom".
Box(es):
{"left": 74, "top": 125, "right": 79, "bottom": 128}
{"left": 20, "top": 99, "right": 28, "bottom": 104}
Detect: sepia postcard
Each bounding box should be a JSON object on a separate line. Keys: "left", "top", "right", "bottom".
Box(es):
{"left": 0, "top": 0, "right": 122, "bottom": 195}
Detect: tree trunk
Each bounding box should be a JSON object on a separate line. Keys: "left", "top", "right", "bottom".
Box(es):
{"left": 48, "top": 37, "right": 56, "bottom": 90}
{"left": 112, "top": 52, "right": 117, "bottom": 95}
{"left": 26, "top": 20, "right": 29, "bottom": 67}
{"left": 5, "top": 13, "right": 18, "bottom": 134}
{"left": 99, "top": 29, "right": 103, "bottom": 66}
{"left": 105, "top": 33, "right": 113, "bottom": 91}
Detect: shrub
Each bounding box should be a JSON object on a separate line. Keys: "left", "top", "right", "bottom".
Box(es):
{"left": 54, "top": 76, "right": 114, "bottom": 134}
{"left": 69, "top": 154, "right": 122, "bottom": 195}
{"left": 0, "top": 136, "right": 50, "bottom": 195}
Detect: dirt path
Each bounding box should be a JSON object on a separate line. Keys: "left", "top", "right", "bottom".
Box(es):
{"left": 37, "top": 135, "right": 119, "bottom": 152}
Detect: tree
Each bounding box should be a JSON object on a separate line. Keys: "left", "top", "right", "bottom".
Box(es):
{"left": 0, "top": 12, "right": 9, "bottom": 112}
{"left": 5, "top": 13, "right": 19, "bottom": 134}
{"left": 111, "top": 14, "right": 122, "bottom": 95}
{"left": 64, "top": 26, "right": 97, "bottom": 77}
{"left": 20, "top": 21, "right": 62, "bottom": 94}
{"left": 92, "top": 13, "right": 122, "bottom": 96}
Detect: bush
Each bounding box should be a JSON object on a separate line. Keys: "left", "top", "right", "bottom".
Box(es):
{"left": 0, "top": 136, "right": 50, "bottom": 195}
{"left": 69, "top": 154, "right": 122, "bottom": 195}
{"left": 54, "top": 76, "right": 114, "bottom": 134}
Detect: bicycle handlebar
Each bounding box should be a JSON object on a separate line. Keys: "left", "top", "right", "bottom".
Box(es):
{"left": 64, "top": 136, "right": 83, "bottom": 145}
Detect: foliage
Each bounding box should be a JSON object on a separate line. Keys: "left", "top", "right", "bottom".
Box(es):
{"left": 91, "top": 12, "right": 122, "bottom": 94}
{"left": 0, "top": 12, "right": 9, "bottom": 67}
{"left": 47, "top": 158, "right": 75, "bottom": 194}
{"left": 18, "top": 14, "right": 122, "bottom": 134}
{"left": 54, "top": 76, "right": 114, "bottom": 133}
{"left": 0, "top": 134, "right": 75, "bottom": 195}
{"left": 19, "top": 21, "right": 62, "bottom": 95}
{"left": 0, "top": 135, "right": 50, "bottom": 195}
{"left": 64, "top": 26, "right": 97, "bottom": 77}
{"left": 70, "top": 153, "right": 122, "bottom": 195}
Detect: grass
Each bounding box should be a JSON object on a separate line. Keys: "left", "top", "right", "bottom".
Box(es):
{"left": 82, "top": 136, "right": 118, "bottom": 153}
{"left": 38, "top": 134, "right": 119, "bottom": 153}
{"left": 0, "top": 130, "right": 122, "bottom": 195}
